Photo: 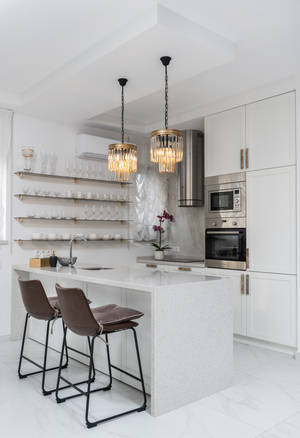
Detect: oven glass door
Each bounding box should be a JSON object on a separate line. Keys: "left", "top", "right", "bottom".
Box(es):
{"left": 205, "top": 228, "right": 246, "bottom": 262}
{"left": 210, "top": 190, "right": 234, "bottom": 212}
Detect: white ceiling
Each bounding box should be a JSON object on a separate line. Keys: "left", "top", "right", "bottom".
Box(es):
{"left": 1, "top": 0, "right": 299, "bottom": 132}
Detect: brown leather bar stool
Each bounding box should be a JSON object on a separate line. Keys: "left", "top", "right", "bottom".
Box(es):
{"left": 55, "top": 284, "right": 147, "bottom": 429}
{"left": 17, "top": 278, "right": 70, "bottom": 395}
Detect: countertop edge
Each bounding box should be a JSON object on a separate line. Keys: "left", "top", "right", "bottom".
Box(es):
{"left": 13, "top": 264, "right": 223, "bottom": 293}
{"left": 136, "top": 256, "right": 205, "bottom": 268}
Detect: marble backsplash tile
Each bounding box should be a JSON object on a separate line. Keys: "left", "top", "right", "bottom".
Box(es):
{"left": 167, "top": 172, "right": 205, "bottom": 258}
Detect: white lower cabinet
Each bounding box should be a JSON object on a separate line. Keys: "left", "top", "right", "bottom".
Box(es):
{"left": 246, "top": 272, "right": 296, "bottom": 347}
{"left": 206, "top": 268, "right": 296, "bottom": 347}
{"left": 205, "top": 268, "right": 246, "bottom": 336}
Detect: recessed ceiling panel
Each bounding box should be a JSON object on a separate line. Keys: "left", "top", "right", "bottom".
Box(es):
{"left": 18, "top": 5, "right": 235, "bottom": 123}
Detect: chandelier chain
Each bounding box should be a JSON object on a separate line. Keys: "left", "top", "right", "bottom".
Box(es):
{"left": 165, "top": 65, "right": 168, "bottom": 129}
{"left": 121, "top": 85, "right": 125, "bottom": 143}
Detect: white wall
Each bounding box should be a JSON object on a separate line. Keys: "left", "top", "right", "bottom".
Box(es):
{"left": 0, "top": 245, "right": 11, "bottom": 336}
{"left": 0, "top": 112, "right": 153, "bottom": 337}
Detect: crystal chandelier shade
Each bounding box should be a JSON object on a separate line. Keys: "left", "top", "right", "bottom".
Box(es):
{"left": 108, "top": 143, "right": 137, "bottom": 182}
{"left": 108, "top": 78, "right": 137, "bottom": 182}
{"left": 150, "top": 57, "right": 183, "bottom": 173}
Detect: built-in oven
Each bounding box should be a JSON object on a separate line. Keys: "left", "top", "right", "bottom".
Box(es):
{"left": 205, "top": 217, "right": 247, "bottom": 270}
{"left": 205, "top": 172, "right": 246, "bottom": 218}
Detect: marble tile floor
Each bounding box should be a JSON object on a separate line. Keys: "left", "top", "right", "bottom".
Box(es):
{"left": 1, "top": 337, "right": 300, "bottom": 438}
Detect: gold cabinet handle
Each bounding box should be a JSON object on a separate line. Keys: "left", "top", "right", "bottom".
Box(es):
{"left": 240, "top": 149, "right": 244, "bottom": 169}
{"left": 240, "top": 274, "right": 245, "bottom": 295}
{"left": 178, "top": 266, "right": 191, "bottom": 272}
{"left": 146, "top": 263, "right": 157, "bottom": 268}
{"left": 246, "top": 274, "right": 249, "bottom": 295}
{"left": 245, "top": 147, "right": 249, "bottom": 169}
{"left": 246, "top": 248, "right": 249, "bottom": 269}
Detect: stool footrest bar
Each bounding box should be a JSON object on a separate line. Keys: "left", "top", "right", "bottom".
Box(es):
{"left": 110, "top": 364, "right": 143, "bottom": 382}
{"left": 66, "top": 345, "right": 91, "bottom": 359}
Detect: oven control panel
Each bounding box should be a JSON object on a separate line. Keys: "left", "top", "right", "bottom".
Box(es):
{"left": 206, "top": 217, "right": 246, "bottom": 229}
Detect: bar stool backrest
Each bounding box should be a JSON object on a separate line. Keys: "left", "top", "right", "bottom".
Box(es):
{"left": 55, "top": 284, "right": 100, "bottom": 336}
{"left": 18, "top": 279, "right": 56, "bottom": 321}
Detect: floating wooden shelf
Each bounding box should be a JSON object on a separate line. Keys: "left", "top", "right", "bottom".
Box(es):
{"left": 14, "top": 171, "right": 131, "bottom": 185}
{"left": 14, "top": 217, "right": 130, "bottom": 223}
{"left": 14, "top": 193, "right": 130, "bottom": 203}
{"left": 15, "top": 238, "right": 131, "bottom": 245}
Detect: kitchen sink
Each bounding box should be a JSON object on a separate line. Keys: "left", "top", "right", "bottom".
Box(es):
{"left": 77, "top": 265, "right": 113, "bottom": 271}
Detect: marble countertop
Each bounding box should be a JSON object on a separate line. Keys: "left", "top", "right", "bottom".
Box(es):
{"left": 14, "top": 264, "right": 219, "bottom": 293}
{"left": 137, "top": 256, "right": 205, "bottom": 268}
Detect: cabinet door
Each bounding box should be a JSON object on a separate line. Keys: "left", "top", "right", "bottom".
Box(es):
{"left": 245, "top": 92, "right": 295, "bottom": 170}
{"left": 246, "top": 272, "right": 296, "bottom": 346}
{"left": 205, "top": 106, "right": 245, "bottom": 177}
{"left": 247, "top": 166, "right": 296, "bottom": 274}
{"left": 205, "top": 268, "right": 246, "bottom": 336}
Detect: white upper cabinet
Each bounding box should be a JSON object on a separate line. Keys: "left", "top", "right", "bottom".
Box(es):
{"left": 246, "top": 272, "right": 296, "bottom": 347}
{"left": 247, "top": 166, "right": 296, "bottom": 274}
{"left": 204, "top": 92, "right": 295, "bottom": 177}
{"left": 205, "top": 106, "right": 245, "bottom": 177}
{"left": 245, "top": 92, "right": 296, "bottom": 170}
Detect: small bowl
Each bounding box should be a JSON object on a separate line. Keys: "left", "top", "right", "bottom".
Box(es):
{"left": 88, "top": 233, "right": 97, "bottom": 240}
{"left": 48, "top": 233, "right": 57, "bottom": 240}
{"left": 58, "top": 257, "right": 77, "bottom": 267}
{"left": 31, "top": 233, "right": 42, "bottom": 240}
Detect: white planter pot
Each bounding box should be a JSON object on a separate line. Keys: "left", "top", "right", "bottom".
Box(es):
{"left": 154, "top": 250, "right": 164, "bottom": 261}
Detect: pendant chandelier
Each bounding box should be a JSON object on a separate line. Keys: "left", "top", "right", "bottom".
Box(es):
{"left": 108, "top": 78, "right": 137, "bottom": 182}
{"left": 150, "top": 56, "right": 183, "bottom": 173}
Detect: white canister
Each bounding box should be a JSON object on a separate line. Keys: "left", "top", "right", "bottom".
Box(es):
{"left": 154, "top": 251, "right": 164, "bottom": 261}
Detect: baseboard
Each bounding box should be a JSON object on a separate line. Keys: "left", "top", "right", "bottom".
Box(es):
{"left": 234, "top": 335, "right": 296, "bottom": 357}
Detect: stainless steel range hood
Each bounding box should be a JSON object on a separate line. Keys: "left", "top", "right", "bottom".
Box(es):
{"left": 178, "top": 129, "right": 204, "bottom": 207}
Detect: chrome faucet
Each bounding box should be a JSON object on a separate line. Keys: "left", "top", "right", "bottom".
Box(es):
{"left": 69, "top": 234, "right": 87, "bottom": 266}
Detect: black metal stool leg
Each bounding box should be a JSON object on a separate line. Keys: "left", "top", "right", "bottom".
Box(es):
{"left": 61, "top": 335, "right": 69, "bottom": 369}
{"left": 56, "top": 324, "right": 68, "bottom": 403}
{"left": 104, "top": 333, "right": 112, "bottom": 390}
{"left": 132, "top": 327, "right": 147, "bottom": 411}
{"left": 85, "top": 336, "right": 96, "bottom": 428}
{"left": 18, "top": 313, "right": 29, "bottom": 379}
{"left": 41, "top": 320, "right": 52, "bottom": 395}
{"left": 87, "top": 336, "right": 96, "bottom": 382}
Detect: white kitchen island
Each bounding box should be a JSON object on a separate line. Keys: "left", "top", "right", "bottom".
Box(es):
{"left": 12, "top": 264, "right": 233, "bottom": 416}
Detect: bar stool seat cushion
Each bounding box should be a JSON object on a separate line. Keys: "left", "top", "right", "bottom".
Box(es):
{"left": 102, "top": 321, "right": 138, "bottom": 333}
{"left": 50, "top": 296, "right": 92, "bottom": 312}
{"left": 92, "top": 304, "right": 143, "bottom": 328}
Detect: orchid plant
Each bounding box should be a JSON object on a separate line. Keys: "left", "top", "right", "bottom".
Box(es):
{"left": 152, "top": 210, "right": 174, "bottom": 252}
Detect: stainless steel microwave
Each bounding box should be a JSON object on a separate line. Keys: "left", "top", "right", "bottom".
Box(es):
{"left": 205, "top": 172, "right": 246, "bottom": 218}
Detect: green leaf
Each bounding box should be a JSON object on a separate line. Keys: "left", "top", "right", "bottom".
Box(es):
{"left": 152, "top": 243, "right": 160, "bottom": 250}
